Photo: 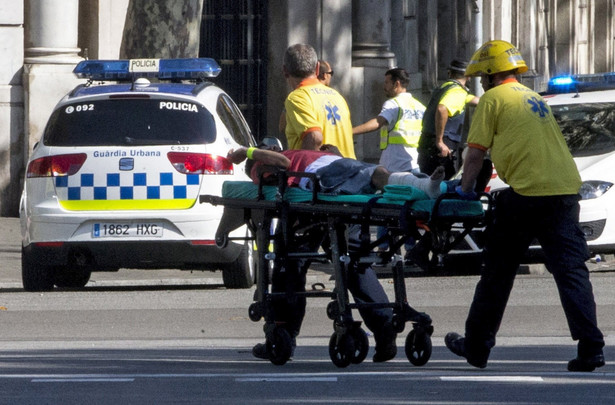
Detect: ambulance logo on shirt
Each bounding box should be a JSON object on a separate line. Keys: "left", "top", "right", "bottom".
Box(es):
{"left": 524, "top": 94, "right": 550, "bottom": 120}
{"left": 325, "top": 102, "right": 341, "bottom": 125}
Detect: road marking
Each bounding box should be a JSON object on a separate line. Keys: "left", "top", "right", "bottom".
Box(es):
{"left": 32, "top": 378, "right": 134, "bottom": 383}
{"left": 441, "top": 376, "right": 544, "bottom": 382}
{"left": 236, "top": 377, "right": 337, "bottom": 382}
{"left": 2, "top": 370, "right": 612, "bottom": 382}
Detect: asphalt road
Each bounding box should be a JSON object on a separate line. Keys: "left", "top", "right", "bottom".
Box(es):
{"left": 1, "top": 217, "right": 615, "bottom": 404}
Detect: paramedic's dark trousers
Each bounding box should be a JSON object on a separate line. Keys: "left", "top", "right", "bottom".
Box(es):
{"left": 270, "top": 221, "right": 392, "bottom": 339}
{"left": 464, "top": 188, "right": 604, "bottom": 359}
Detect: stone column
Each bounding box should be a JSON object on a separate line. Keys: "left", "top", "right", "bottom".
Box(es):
{"left": 23, "top": 0, "right": 83, "bottom": 157}
{"left": 25, "top": 0, "right": 82, "bottom": 64}
{"left": 0, "top": 1, "right": 25, "bottom": 216}
{"left": 351, "top": 0, "right": 396, "bottom": 163}
{"left": 351, "top": 0, "right": 395, "bottom": 63}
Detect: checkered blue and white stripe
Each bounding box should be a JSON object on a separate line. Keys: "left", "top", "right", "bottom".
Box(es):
{"left": 55, "top": 172, "right": 200, "bottom": 200}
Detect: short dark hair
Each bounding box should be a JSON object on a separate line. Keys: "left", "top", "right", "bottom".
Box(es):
{"left": 284, "top": 44, "right": 318, "bottom": 78}
{"left": 448, "top": 59, "right": 468, "bottom": 78}
{"left": 385, "top": 68, "right": 409, "bottom": 88}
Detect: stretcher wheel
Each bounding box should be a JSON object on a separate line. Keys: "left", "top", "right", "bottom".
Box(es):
{"left": 248, "top": 302, "right": 262, "bottom": 322}
{"left": 350, "top": 327, "right": 369, "bottom": 364}
{"left": 329, "top": 331, "right": 355, "bottom": 368}
{"left": 326, "top": 301, "right": 339, "bottom": 320}
{"left": 404, "top": 329, "right": 432, "bottom": 366}
{"left": 267, "top": 327, "right": 293, "bottom": 366}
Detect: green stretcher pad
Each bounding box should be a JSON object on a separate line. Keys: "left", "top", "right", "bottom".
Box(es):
{"left": 220, "top": 181, "right": 484, "bottom": 219}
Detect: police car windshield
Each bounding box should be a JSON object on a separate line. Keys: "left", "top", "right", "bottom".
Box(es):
{"left": 43, "top": 99, "right": 216, "bottom": 146}
{"left": 552, "top": 103, "right": 615, "bottom": 157}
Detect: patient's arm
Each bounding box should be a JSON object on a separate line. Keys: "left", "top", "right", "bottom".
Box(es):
{"left": 227, "top": 147, "right": 291, "bottom": 169}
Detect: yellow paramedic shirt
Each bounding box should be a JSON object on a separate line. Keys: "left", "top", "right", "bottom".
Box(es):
{"left": 467, "top": 79, "right": 581, "bottom": 196}
{"left": 285, "top": 78, "right": 356, "bottom": 159}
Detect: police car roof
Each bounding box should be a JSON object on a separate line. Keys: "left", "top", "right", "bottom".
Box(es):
{"left": 69, "top": 82, "right": 204, "bottom": 98}
{"left": 544, "top": 88, "right": 615, "bottom": 105}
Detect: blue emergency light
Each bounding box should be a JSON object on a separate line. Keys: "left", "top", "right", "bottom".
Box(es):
{"left": 73, "top": 58, "right": 221, "bottom": 81}
{"left": 547, "top": 72, "right": 615, "bottom": 94}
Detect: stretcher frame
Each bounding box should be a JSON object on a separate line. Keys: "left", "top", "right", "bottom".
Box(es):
{"left": 200, "top": 170, "right": 491, "bottom": 367}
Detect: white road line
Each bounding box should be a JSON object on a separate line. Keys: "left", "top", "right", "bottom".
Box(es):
{"left": 236, "top": 377, "right": 337, "bottom": 382}
{"left": 440, "top": 376, "right": 544, "bottom": 382}
{"left": 32, "top": 378, "right": 134, "bottom": 383}
{"left": 2, "top": 370, "right": 612, "bottom": 382}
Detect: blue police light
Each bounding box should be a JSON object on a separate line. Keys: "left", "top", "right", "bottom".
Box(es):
{"left": 551, "top": 76, "right": 574, "bottom": 86}
{"left": 547, "top": 72, "right": 615, "bottom": 94}
{"left": 547, "top": 75, "right": 576, "bottom": 94}
{"left": 73, "top": 58, "right": 221, "bottom": 81}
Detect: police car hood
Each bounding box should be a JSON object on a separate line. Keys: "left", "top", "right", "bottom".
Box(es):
{"left": 575, "top": 151, "right": 615, "bottom": 182}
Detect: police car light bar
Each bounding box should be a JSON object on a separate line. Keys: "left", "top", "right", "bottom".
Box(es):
{"left": 547, "top": 72, "right": 615, "bottom": 94}
{"left": 73, "top": 58, "right": 221, "bottom": 81}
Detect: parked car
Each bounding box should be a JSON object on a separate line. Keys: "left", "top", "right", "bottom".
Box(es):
{"left": 448, "top": 73, "right": 615, "bottom": 270}
{"left": 19, "top": 58, "right": 257, "bottom": 291}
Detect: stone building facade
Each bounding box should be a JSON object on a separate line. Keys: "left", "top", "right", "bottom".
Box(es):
{"left": 1, "top": 0, "right": 613, "bottom": 216}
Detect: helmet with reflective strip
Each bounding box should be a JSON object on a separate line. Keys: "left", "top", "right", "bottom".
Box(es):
{"left": 465, "top": 40, "right": 528, "bottom": 76}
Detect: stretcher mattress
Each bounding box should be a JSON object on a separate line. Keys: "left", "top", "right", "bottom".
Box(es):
{"left": 220, "top": 181, "right": 484, "bottom": 219}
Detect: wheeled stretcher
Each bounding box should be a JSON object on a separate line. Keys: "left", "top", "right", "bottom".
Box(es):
{"left": 200, "top": 171, "right": 490, "bottom": 367}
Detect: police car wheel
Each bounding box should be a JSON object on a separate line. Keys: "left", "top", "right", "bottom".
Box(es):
{"left": 22, "top": 247, "right": 55, "bottom": 292}
{"left": 222, "top": 241, "right": 256, "bottom": 289}
{"left": 54, "top": 266, "right": 92, "bottom": 288}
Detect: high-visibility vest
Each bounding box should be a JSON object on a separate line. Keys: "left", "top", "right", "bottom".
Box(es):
{"left": 379, "top": 95, "right": 424, "bottom": 149}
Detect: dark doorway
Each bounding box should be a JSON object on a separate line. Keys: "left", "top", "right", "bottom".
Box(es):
{"left": 200, "top": 1, "right": 268, "bottom": 141}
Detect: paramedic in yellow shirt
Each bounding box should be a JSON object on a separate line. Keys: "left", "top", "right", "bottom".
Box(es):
{"left": 445, "top": 40, "right": 605, "bottom": 373}
{"left": 282, "top": 44, "right": 356, "bottom": 159}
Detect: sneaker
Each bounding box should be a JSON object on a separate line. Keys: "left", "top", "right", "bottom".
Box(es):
{"left": 567, "top": 353, "right": 605, "bottom": 372}
{"left": 444, "top": 332, "right": 487, "bottom": 369}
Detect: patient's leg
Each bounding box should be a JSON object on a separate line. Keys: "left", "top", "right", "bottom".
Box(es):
{"left": 388, "top": 166, "right": 445, "bottom": 199}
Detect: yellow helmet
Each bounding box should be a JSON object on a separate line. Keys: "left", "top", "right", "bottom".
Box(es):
{"left": 465, "top": 40, "right": 528, "bottom": 76}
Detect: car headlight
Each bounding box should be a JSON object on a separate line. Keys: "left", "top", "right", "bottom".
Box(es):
{"left": 579, "top": 181, "right": 613, "bottom": 200}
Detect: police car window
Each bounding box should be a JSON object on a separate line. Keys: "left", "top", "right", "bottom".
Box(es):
{"left": 43, "top": 99, "right": 216, "bottom": 146}
{"left": 552, "top": 103, "right": 615, "bottom": 157}
{"left": 216, "top": 94, "right": 253, "bottom": 147}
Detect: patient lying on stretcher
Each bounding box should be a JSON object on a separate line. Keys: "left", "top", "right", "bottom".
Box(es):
{"left": 226, "top": 144, "right": 446, "bottom": 198}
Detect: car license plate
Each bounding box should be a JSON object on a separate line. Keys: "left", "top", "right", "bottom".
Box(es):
{"left": 92, "top": 222, "right": 163, "bottom": 238}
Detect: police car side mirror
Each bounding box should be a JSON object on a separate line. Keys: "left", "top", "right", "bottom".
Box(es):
{"left": 258, "top": 136, "right": 284, "bottom": 151}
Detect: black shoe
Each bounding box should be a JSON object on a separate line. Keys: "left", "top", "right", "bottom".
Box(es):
{"left": 568, "top": 353, "right": 605, "bottom": 372}
{"left": 373, "top": 324, "right": 397, "bottom": 363}
{"left": 373, "top": 342, "right": 397, "bottom": 362}
{"left": 252, "top": 339, "right": 296, "bottom": 360}
{"left": 445, "top": 332, "right": 487, "bottom": 369}
{"left": 252, "top": 342, "right": 269, "bottom": 360}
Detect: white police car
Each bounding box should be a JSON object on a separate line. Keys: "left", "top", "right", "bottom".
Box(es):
{"left": 19, "top": 58, "right": 257, "bottom": 291}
